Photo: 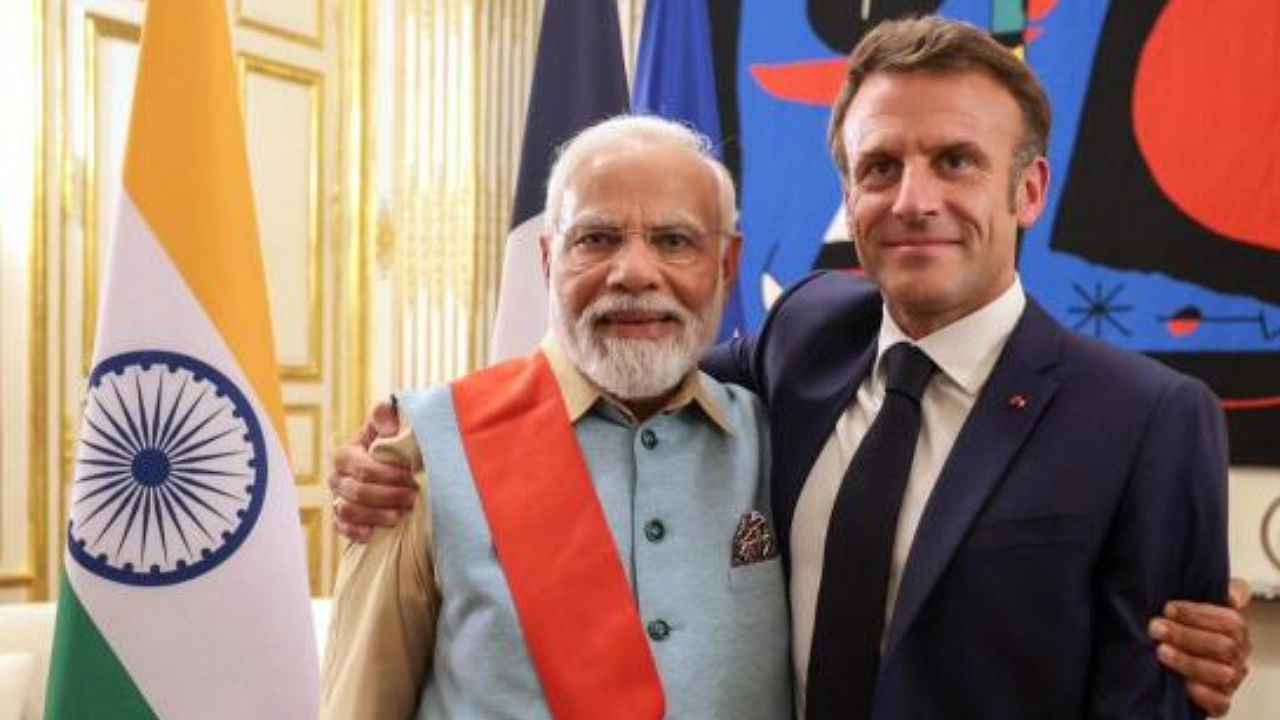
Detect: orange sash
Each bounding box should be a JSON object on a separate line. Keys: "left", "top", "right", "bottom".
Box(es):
{"left": 451, "top": 350, "right": 665, "bottom": 720}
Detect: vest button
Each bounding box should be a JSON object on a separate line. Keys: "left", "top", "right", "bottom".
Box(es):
{"left": 647, "top": 619, "right": 670, "bottom": 641}
{"left": 640, "top": 428, "right": 658, "bottom": 449}
{"left": 644, "top": 520, "right": 665, "bottom": 542}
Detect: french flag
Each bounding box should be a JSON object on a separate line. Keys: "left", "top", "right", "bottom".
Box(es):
{"left": 489, "top": 0, "right": 629, "bottom": 362}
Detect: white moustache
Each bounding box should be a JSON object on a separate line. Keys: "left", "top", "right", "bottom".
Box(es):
{"left": 583, "top": 293, "right": 693, "bottom": 329}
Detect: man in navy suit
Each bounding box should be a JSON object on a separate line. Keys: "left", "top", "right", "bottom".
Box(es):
{"left": 702, "top": 17, "right": 1230, "bottom": 718}
{"left": 327, "top": 16, "right": 1252, "bottom": 717}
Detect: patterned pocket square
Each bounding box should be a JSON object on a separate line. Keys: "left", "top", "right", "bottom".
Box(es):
{"left": 731, "top": 510, "right": 779, "bottom": 567}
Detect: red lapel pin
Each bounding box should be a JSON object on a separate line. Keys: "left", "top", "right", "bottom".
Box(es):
{"left": 1007, "top": 394, "right": 1029, "bottom": 410}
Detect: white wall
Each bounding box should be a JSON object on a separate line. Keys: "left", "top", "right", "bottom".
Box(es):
{"left": 0, "top": 0, "right": 39, "bottom": 604}
{"left": 1226, "top": 467, "right": 1280, "bottom": 719}
{"left": 1228, "top": 602, "right": 1279, "bottom": 719}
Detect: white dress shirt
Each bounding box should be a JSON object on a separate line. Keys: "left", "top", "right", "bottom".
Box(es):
{"left": 789, "top": 277, "right": 1027, "bottom": 709}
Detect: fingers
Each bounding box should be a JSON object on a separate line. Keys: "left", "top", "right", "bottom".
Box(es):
{"left": 1228, "top": 577, "right": 1253, "bottom": 610}
{"left": 1161, "top": 599, "right": 1252, "bottom": 662}
{"left": 1149, "top": 618, "right": 1242, "bottom": 667}
{"left": 354, "top": 401, "right": 399, "bottom": 449}
{"left": 334, "top": 517, "right": 373, "bottom": 544}
{"left": 1155, "top": 641, "right": 1241, "bottom": 690}
{"left": 328, "top": 401, "right": 413, "bottom": 544}
{"left": 1182, "top": 681, "right": 1232, "bottom": 718}
{"left": 333, "top": 443, "right": 416, "bottom": 489}
{"left": 332, "top": 494, "right": 404, "bottom": 530}
{"left": 327, "top": 443, "right": 416, "bottom": 535}
{"left": 370, "top": 400, "right": 401, "bottom": 438}
{"left": 1149, "top": 597, "right": 1252, "bottom": 710}
{"left": 1151, "top": 619, "right": 1249, "bottom": 711}
{"left": 330, "top": 469, "right": 417, "bottom": 510}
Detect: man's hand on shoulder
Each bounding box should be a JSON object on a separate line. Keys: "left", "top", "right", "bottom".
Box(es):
{"left": 1149, "top": 578, "right": 1253, "bottom": 717}
{"left": 328, "top": 401, "right": 418, "bottom": 542}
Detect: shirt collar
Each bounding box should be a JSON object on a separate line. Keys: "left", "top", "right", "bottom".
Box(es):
{"left": 875, "top": 276, "right": 1026, "bottom": 396}
{"left": 539, "top": 335, "right": 734, "bottom": 432}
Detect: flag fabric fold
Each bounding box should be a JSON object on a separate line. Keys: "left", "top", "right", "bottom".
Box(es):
{"left": 45, "top": 1, "right": 318, "bottom": 717}
{"left": 632, "top": 0, "right": 722, "bottom": 140}
{"left": 489, "top": 0, "right": 630, "bottom": 363}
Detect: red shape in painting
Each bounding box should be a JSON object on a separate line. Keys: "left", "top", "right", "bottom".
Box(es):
{"left": 1133, "top": 0, "right": 1280, "bottom": 252}
{"left": 1027, "top": 0, "right": 1059, "bottom": 22}
{"left": 1166, "top": 306, "right": 1202, "bottom": 337}
{"left": 750, "top": 57, "right": 847, "bottom": 106}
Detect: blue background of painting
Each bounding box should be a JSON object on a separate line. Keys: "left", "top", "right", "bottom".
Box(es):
{"left": 733, "top": 0, "right": 1280, "bottom": 352}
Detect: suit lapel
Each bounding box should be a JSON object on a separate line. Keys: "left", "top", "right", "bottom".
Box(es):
{"left": 773, "top": 339, "right": 877, "bottom": 561}
{"left": 764, "top": 279, "right": 883, "bottom": 560}
{"left": 883, "top": 302, "right": 1064, "bottom": 657}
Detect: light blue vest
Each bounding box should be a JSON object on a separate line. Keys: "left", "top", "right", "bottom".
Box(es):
{"left": 401, "top": 373, "right": 791, "bottom": 719}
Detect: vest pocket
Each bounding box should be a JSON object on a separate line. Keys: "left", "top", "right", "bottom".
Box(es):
{"left": 727, "top": 557, "right": 783, "bottom": 591}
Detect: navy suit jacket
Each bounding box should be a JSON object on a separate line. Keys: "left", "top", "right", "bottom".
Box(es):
{"left": 703, "top": 272, "right": 1229, "bottom": 719}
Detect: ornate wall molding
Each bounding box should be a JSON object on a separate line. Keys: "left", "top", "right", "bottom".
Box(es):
{"left": 29, "top": 0, "right": 50, "bottom": 600}
{"left": 238, "top": 51, "right": 326, "bottom": 380}
{"left": 1264, "top": 494, "right": 1280, "bottom": 574}
{"left": 236, "top": 0, "right": 324, "bottom": 49}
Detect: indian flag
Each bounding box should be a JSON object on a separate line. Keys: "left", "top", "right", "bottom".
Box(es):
{"left": 44, "top": 0, "right": 319, "bottom": 717}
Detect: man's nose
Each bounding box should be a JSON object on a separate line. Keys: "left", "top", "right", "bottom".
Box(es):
{"left": 891, "top": 164, "right": 943, "bottom": 223}
{"left": 605, "top": 235, "right": 664, "bottom": 291}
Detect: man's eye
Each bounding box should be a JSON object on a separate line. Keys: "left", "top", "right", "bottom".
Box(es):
{"left": 652, "top": 232, "right": 694, "bottom": 250}
{"left": 940, "top": 152, "right": 975, "bottom": 171}
{"left": 576, "top": 232, "right": 617, "bottom": 247}
{"left": 858, "top": 160, "right": 898, "bottom": 184}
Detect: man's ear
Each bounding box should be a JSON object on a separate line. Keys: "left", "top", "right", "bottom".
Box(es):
{"left": 721, "top": 233, "right": 743, "bottom": 286}
{"left": 1016, "top": 156, "right": 1051, "bottom": 228}
{"left": 539, "top": 234, "right": 552, "bottom": 282}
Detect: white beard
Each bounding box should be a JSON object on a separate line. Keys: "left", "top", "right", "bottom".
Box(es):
{"left": 551, "top": 284, "right": 723, "bottom": 401}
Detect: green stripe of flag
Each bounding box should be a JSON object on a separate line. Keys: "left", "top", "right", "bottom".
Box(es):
{"left": 45, "top": 573, "right": 157, "bottom": 720}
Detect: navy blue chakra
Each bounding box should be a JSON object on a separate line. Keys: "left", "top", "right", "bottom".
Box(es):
{"left": 69, "top": 350, "right": 268, "bottom": 586}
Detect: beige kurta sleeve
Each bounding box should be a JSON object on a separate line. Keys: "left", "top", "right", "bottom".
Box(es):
{"left": 320, "top": 421, "right": 440, "bottom": 720}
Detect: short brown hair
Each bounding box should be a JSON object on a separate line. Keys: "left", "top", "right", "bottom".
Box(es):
{"left": 828, "top": 16, "right": 1052, "bottom": 182}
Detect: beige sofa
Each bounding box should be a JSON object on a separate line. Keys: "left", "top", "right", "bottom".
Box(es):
{"left": 0, "top": 598, "right": 332, "bottom": 720}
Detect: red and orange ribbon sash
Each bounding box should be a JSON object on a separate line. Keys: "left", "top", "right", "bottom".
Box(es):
{"left": 452, "top": 351, "right": 664, "bottom": 720}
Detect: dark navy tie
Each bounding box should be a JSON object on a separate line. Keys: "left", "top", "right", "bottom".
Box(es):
{"left": 806, "top": 342, "right": 937, "bottom": 720}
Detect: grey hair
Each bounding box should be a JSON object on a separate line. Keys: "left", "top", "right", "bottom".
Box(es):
{"left": 543, "top": 114, "right": 738, "bottom": 240}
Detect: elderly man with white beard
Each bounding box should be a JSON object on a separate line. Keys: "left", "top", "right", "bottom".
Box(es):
{"left": 319, "top": 115, "right": 791, "bottom": 720}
